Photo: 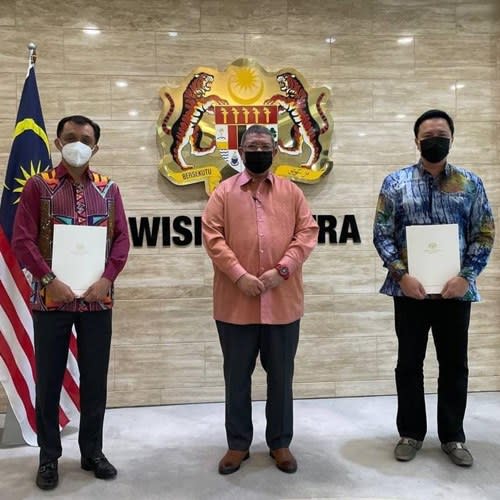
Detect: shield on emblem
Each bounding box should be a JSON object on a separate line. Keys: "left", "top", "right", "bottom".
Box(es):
{"left": 214, "top": 105, "right": 279, "bottom": 172}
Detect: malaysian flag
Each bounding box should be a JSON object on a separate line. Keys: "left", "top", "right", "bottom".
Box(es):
{"left": 0, "top": 52, "right": 80, "bottom": 445}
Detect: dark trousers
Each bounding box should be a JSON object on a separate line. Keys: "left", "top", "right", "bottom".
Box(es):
{"left": 216, "top": 320, "right": 300, "bottom": 451}
{"left": 34, "top": 310, "right": 112, "bottom": 465}
{"left": 393, "top": 297, "right": 471, "bottom": 443}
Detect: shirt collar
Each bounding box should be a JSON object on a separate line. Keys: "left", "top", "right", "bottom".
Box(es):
{"left": 54, "top": 162, "right": 93, "bottom": 181}
{"left": 238, "top": 168, "right": 274, "bottom": 187}
{"left": 417, "top": 159, "right": 452, "bottom": 178}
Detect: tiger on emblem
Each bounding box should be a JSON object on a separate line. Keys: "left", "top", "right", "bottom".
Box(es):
{"left": 264, "top": 72, "right": 329, "bottom": 169}
{"left": 161, "top": 72, "right": 228, "bottom": 169}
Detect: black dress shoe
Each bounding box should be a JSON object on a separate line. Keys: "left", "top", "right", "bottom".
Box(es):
{"left": 81, "top": 455, "right": 117, "bottom": 479}
{"left": 36, "top": 461, "right": 58, "bottom": 490}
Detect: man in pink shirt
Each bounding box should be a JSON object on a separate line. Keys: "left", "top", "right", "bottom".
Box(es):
{"left": 202, "top": 125, "right": 318, "bottom": 475}
{"left": 12, "top": 115, "right": 130, "bottom": 490}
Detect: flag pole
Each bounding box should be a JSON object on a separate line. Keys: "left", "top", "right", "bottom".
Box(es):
{"left": 27, "top": 42, "right": 36, "bottom": 76}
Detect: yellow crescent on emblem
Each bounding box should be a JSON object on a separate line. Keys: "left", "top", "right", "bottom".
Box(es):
{"left": 14, "top": 118, "right": 51, "bottom": 154}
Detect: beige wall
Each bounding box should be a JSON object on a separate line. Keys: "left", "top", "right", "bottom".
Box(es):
{"left": 1, "top": 0, "right": 500, "bottom": 411}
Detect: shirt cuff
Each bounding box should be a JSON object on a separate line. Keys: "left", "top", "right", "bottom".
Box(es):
{"left": 227, "top": 263, "right": 247, "bottom": 284}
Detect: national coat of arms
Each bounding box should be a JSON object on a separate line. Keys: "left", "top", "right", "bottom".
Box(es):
{"left": 157, "top": 58, "right": 333, "bottom": 195}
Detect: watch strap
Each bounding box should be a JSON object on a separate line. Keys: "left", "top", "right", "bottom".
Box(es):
{"left": 40, "top": 271, "right": 56, "bottom": 288}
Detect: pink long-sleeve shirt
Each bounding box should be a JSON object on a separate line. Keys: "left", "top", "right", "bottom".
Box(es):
{"left": 12, "top": 163, "right": 130, "bottom": 311}
{"left": 202, "top": 169, "right": 318, "bottom": 325}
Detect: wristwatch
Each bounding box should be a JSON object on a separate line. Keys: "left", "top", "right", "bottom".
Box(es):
{"left": 275, "top": 264, "right": 290, "bottom": 280}
{"left": 40, "top": 271, "right": 56, "bottom": 288}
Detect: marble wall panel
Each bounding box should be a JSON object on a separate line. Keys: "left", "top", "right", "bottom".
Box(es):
{"left": 327, "top": 80, "right": 373, "bottom": 122}
{"left": 372, "top": 80, "right": 456, "bottom": 122}
{"left": 300, "top": 295, "right": 336, "bottom": 339}
{"left": 335, "top": 379, "right": 395, "bottom": 397}
{"left": 296, "top": 337, "right": 379, "bottom": 382}
{"left": 0, "top": 120, "right": 14, "bottom": 166}
{"left": 110, "top": 0, "right": 201, "bottom": 31}
{"left": 330, "top": 36, "right": 414, "bottom": 79}
{"left": 288, "top": 0, "right": 373, "bottom": 35}
{"left": 469, "top": 376, "right": 500, "bottom": 392}
{"left": 331, "top": 293, "right": 394, "bottom": 337}
{"left": 161, "top": 386, "right": 225, "bottom": 405}
{"left": 21, "top": 74, "right": 112, "bottom": 122}
{"left": 415, "top": 35, "right": 497, "bottom": 80}
{"left": 467, "top": 165, "right": 500, "bottom": 207}
{"left": 0, "top": 0, "right": 15, "bottom": 26}
{"left": 86, "top": 120, "right": 157, "bottom": 169}
{"left": 0, "top": 385, "right": 7, "bottom": 409}
{"left": 456, "top": 0, "right": 500, "bottom": 34}
{"left": 111, "top": 76, "right": 178, "bottom": 121}
{"left": 456, "top": 81, "right": 500, "bottom": 121}
{"left": 15, "top": 0, "right": 113, "bottom": 29}
{"left": 156, "top": 33, "right": 245, "bottom": 77}
{"left": 301, "top": 208, "right": 376, "bottom": 251}
{"left": 303, "top": 165, "right": 374, "bottom": 209}
{"left": 469, "top": 292, "right": 500, "bottom": 335}
{"left": 0, "top": 29, "right": 64, "bottom": 75}
{"left": 107, "top": 389, "right": 162, "bottom": 408}
{"left": 64, "top": 30, "right": 157, "bottom": 76}
{"left": 305, "top": 250, "right": 377, "bottom": 295}
{"left": 0, "top": 74, "right": 16, "bottom": 119}
{"left": 245, "top": 35, "right": 332, "bottom": 81}
{"left": 294, "top": 382, "right": 338, "bottom": 399}
{"left": 200, "top": 0, "right": 288, "bottom": 34}
{"left": 158, "top": 298, "right": 215, "bottom": 344}
{"left": 469, "top": 334, "right": 500, "bottom": 377}
{"left": 115, "top": 253, "right": 211, "bottom": 301}
{"left": 449, "top": 121, "right": 498, "bottom": 165}
{"left": 476, "top": 250, "right": 500, "bottom": 291}
{"left": 113, "top": 344, "right": 206, "bottom": 391}
{"left": 331, "top": 121, "right": 416, "bottom": 166}
{"left": 372, "top": 0, "right": 457, "bottom": 35}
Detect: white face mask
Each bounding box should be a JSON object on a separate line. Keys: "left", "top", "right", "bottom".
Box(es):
{"left": 61, "top": 141, "right": 93, "bottom": 168}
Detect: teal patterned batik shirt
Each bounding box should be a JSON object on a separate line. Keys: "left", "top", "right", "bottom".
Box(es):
{"left": 373, "top": 162, "right": 495, "bottom": 301}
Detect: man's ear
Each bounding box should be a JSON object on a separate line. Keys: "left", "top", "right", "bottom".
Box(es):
{"left": 91, "top": 144, "right": 99, "bottom": 156}
{"left": 54, "top": 138, "right": 63, "bottom": 152}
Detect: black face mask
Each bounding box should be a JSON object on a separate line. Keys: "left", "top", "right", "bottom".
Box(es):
{"left": 419, "top": 136, "right": 450, "bottom": 163}
{"left": 244, "top": 151, "right": 273, "bottom": 174}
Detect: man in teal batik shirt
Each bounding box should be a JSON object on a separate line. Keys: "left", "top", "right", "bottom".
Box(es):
{"left": 373, "top": 109, "right": 494, "bottom": 467}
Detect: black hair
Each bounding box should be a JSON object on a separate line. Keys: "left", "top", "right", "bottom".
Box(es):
{"left": 240, "top": 125, "right": 276, "bottom": 147}
{"left": 56, "top": 115, "right": 101, "bottom": 144}
{"left": 413, "top": 109, "right": 454, "bottom": 137}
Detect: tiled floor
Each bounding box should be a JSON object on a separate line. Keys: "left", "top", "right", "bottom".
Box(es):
{"left": 1, "top": 393, "right": 500, "bottom": 499}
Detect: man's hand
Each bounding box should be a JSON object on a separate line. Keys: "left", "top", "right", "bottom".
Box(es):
{"left": 236, "top": 273, "right": 265, "bottom": 297}
{"left": 400, "top": 274, "right": 427, "bottom": 300}
{"left": 258, "top": 269, "right": 283, "bottom": 291}
{"left": 441, "top": 276, "right": 469, "bottom": 299}
{"left": 45, "top": 278, "right": 77, "bottom": 304}
{"left": 81, "top": 277, "right": 112, "bottom": 303}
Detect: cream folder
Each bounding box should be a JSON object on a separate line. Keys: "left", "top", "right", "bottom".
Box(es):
{"left": 51, "top": 225, "right": 107, "bottom": 295}
{"left": 406, "top": 224, "right": 460, "bottom": 294}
